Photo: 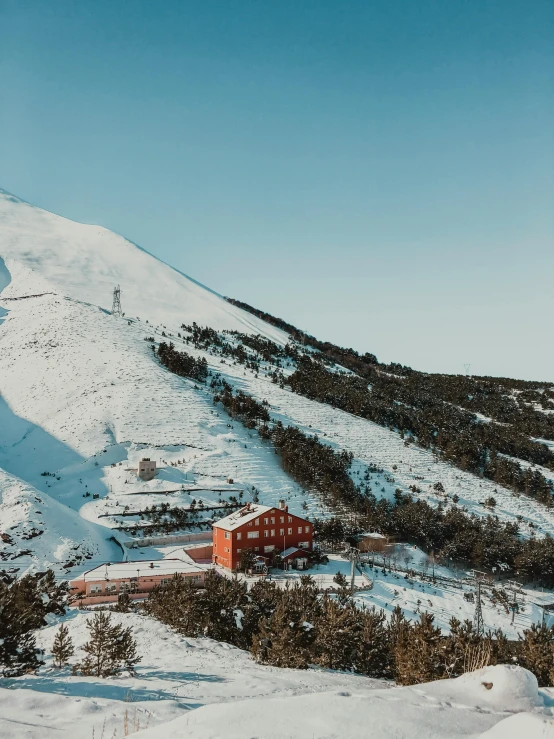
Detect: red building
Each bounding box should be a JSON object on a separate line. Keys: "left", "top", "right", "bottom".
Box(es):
{"left": 212, "top": 501, "right": 313, "bottom": 571}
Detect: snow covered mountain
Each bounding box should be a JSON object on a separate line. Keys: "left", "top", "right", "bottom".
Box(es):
{"left": 1, "top": 187, "right": 554, "bottom": 625}
{"left": 4, "top": 190, "right": 554, "bottom": 738}
{"left": 0, "top": 189, "right": 287, "bottom": 339}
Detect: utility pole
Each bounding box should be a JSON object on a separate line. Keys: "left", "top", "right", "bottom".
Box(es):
{"left": 506, "top": 581, "right": 522, "bottom": 625}
{"left": 349, "top": 547, "right": 359, "bottom": 594}
{"left": 112, "top": 285, "right": 122, "bottom": 317}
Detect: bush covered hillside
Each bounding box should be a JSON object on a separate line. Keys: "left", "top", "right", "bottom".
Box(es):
{"left": 229, "top": 297, "right": 554, "bottom": 503}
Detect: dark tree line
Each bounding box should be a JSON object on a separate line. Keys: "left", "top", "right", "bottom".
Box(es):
{"left": 157, "top": 341, "right": 208, "bottom": 383}
{"left": 226, "top": 298, "right": 554, "bottom": 493}
{"left": 287, "top": 357, "right": 554, "bottom": 505}
{"left": 146, "top": 570, "right": 554, "bottom": 687}
{"left": 214, "top": 381, "right": 270, "bottom": 428}
{"left": 215, "top": 385, "right": 554, "bottom": 585}
{"left": 130, "top": 500, "right": 241, "bottom": 535}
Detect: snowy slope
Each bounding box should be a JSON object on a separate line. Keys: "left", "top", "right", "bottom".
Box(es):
{"left": 2, "top": 185, "right": 554, "bottom": 587}
{"left": 1, "top": 612, "right": 554, "bottom": 739}
{"left": 0, "top": 468, "right": 115, "bottom": 576}
{"left": 0, "top": 189, "right": 288, "bottom": 340}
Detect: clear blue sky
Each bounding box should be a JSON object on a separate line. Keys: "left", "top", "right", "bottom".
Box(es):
{"left": 1, "top": 1, "right": 553, "bottom": 380}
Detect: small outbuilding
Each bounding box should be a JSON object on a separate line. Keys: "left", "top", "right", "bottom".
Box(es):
{"left": 280, "top": 547, "right": 310, "bottom": 570}
{"left": 350, "top": 531, "right": 393, "bottom": 553}
{"left": 138, "top": 458, "right": 156, "bottom": 481}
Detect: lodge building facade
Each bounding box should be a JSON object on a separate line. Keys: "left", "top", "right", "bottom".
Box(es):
{"left": 212, "top": 501, "right": 313, "bottom": 571}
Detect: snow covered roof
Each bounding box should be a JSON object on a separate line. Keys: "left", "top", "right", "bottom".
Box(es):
{"left": 213, "top": 504, "right": 274, "bottom": 532}
{"left": 529, "top": 593, "right": 554, "bottom": 608}
{"left": 281, "top": 547, "right": 308, "bottom": 560}
{"left": 75, "top": 558, "right": 206, "bottom": 582}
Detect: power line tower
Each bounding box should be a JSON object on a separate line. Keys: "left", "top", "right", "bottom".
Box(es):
{"left": 472, "top": 571, "right": 486, "bottom": 636}
{"left": 112, "top": 285, "right": 122, "bottom": 317}
{"left": 463, "top": 363, "right": 471, "bottom": 378}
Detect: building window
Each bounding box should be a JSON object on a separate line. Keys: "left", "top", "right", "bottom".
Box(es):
{"left": 305, "top": 526, "right": 310, "bottom": 533}
{"left": 161, "top": 579, "right": 170, "bottom": 585}
{"left": 288, "top": 516, "right": 292, "bottom": 523}
{"left": 280, "top": 516, "right": 284, "bottom": 523}
{"left": 299, "top": 541, "right": 309, "bottom": 549}
{"left": 280, "top": 528, "right": 284, "bottom": 536}
{"left": 264, "top": 530, "right": 269, "bottom": 537}
{"left": 237, "top": 548, "right": 242, "bottom": 554}
{"left": 271, "top": 517, "right": 275, "bottom": 524}
{"left": 254, "top": 547, "right": 260, "bottom": 552}
{"left": 288, "top": 528, "right": 292, "bottom": 535}
{"left": 90, "top": 584, "right": 102, "bottom": 594}
{"left": 224, "top": 531, "right": 230, "bottom": 539}
{"left": 236, "top": 532, "right": 242, "bottom": 540}
{"left": 298, "top": 527, "right": 302, "bottom": 534}
{"left": 248, "top": 522, "right": 252, "bottom": 526}
{"left": 264, "top": 545, "right": 275, "bottom": 553}
{"left": 247, "top": 531, "right": 259, "bottom": 539}
{"left": 106, "top": 584, "right": 116, "bottom": 594}
{"left": 264, "top": 518, "right": 269, "bottom": 525}
{"left": 255, "top": 518, "right": 259, "bottom": 525}
{"left": 271, "top": 529, "right": 275, "bottom": 536}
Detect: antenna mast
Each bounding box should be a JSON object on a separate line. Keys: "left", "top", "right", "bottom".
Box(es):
{"left": 112, "top": 285, "right": 122, "bottom": 317}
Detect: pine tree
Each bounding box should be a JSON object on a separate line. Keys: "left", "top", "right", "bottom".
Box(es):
{"left": 238, "top": 548, "right": 257, "bottom": 573}
{"left": 443, "top": 618, "right": 479, "bottom": 678}
{"left": 520, "top": 623, "right": 554, "bottom": 687}
{"left": 201, "top": 572, "right": 248, "bottom": 645}
{"left": 113, "top": 623, "right": 141, "bottom": 673}
{"left": 314, "top": 596, "right": 357, "bottom": 670}
{"left": 395, "top": 612, "right": 444, "bottom": 686}
{"left": 52, "top": 623, "right": 74, "bottom": 669}
{"left": 80, "top": 612, "right": 141, "bottom": 677}
{"left": 387, "top": 605, "right": 410, "bottom": 657}
{"left": 0, "top": 579, "right": 43, "bottom": 677}
{"left": 240, "top": 579, "right": 282, "bottom": 649}
{"left": 113, "top": 592, "right": 132, "bottom": 612}
{"left": 251, "top": 580, "right": 320, "bottom": 669}
{"left": 354, "top": 606, "right": 390, "bottom": 678}
{"left": 145, "top": 574, "right": 203, "bottom": 636}
{"left": 252, "top": 599, "right": 315, "bottom": 669}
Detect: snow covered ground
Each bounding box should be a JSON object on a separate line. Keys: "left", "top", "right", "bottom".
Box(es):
{"left": 1, "top": 188, "right": 554, "bottom": 623}
{"left": 279, "top": 553, "right": 549, "bottom": 640}
{"left": 3, "top": 193, "right": 554, "bottom": 736}
{"left": 0, "top": 612, "right": 554, "bottom": 739}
